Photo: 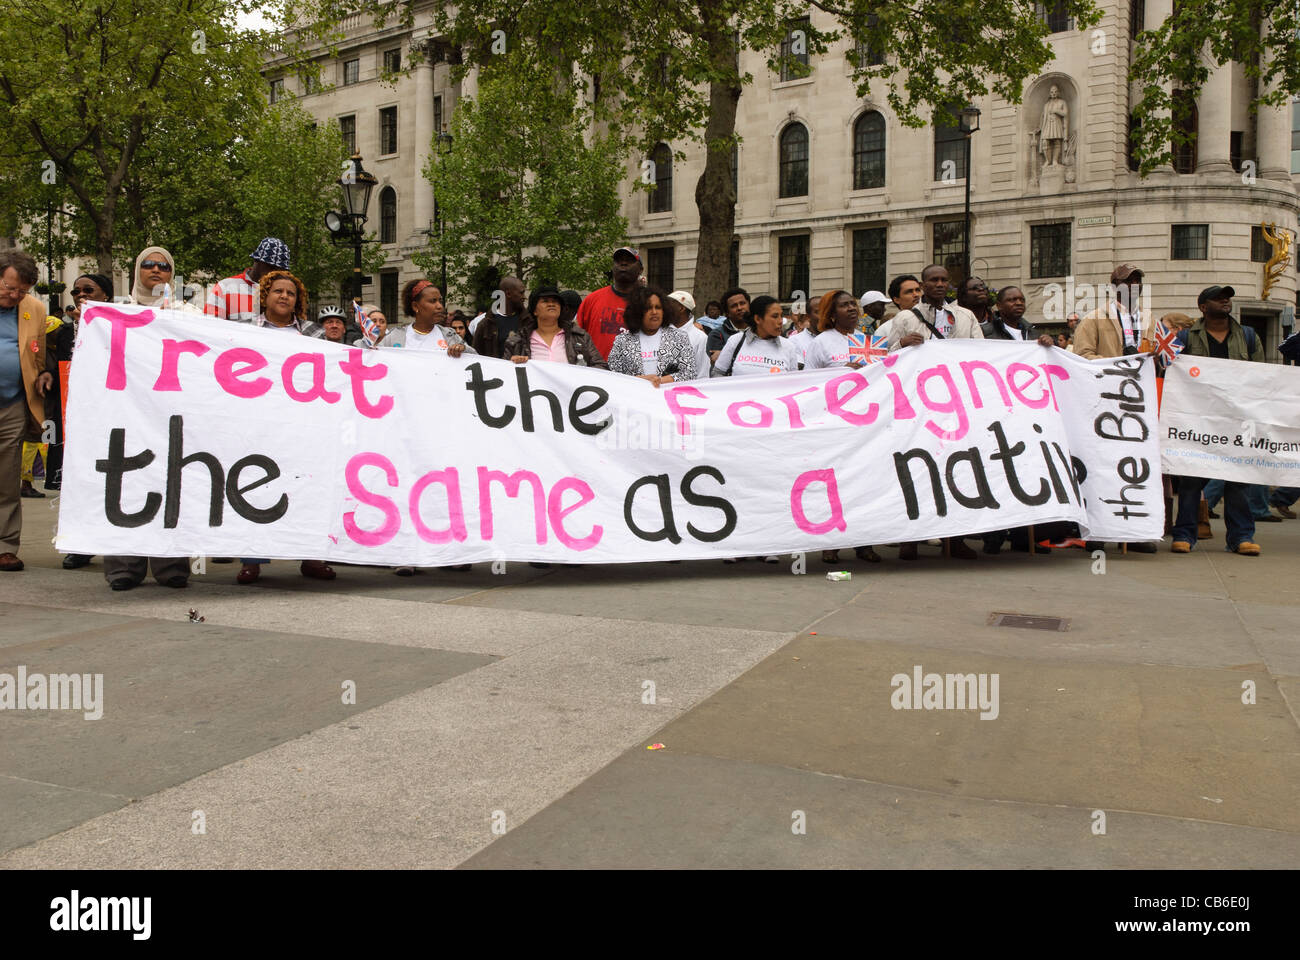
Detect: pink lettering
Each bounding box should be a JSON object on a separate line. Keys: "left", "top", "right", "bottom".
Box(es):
{"left": 282, "top": 352, "right": 342, "bottom": 404}
{"left": 478, "top": 467, "right": 548, "bottom": 544}
{"left": 548, "top": 477, "right": 603, "bottom": 551}
{"left": 1007, "top": 362, "right": 1049, "bottom": 409}
{"left": 338, "top": 348, "right": 395, "bottom": 419}
{"left": 884, "top": 371, "right": 916, "bottom": 420}
{"left": 86, "top": 305, "right": 152, "bottom": 390}
{"left": 214, "top": 347, "right": 272, "bottom": 399}
{"left": 727, "top": 400, "right": 773, "bottom": 428}
{"left": 153, "top": 339, "right": 210, "bottom": 391}
{"left": 775, "top": 386, "right": 819, "bottom": 429}
{"left": 959, "top": 360, "right": 1012, "bottom": 409}
{"left": 916, "top": 365, "right": 969, "bottom": 441}
{"left": 790, "top": 469, "right": 846, "bottom": 535}
{"left": 343, "top": 452, "right": 402, "bottom": 546}
{"left": 825, "top": 372, "right": 879, "bottom": 426}
{"left": 663, "top": 385, "right": 709, "bottom": 436}
{"left": 1040, "top": 363, "right": 1070, "bottom": 412}
{"left": 410, "top": 468, "right": 468, "bottom": 543}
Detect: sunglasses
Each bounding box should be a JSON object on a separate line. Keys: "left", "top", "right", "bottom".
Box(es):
{"left": 140, "top": 260, "right": 173, "bottom": 272}
{"left": 72, "top": 286, "right": 103, "bottom": 296}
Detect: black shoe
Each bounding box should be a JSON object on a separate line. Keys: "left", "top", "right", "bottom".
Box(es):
{"left": 20, "top": 484, "right": 44, "bottom": 498}
{"left": 528, "top": 562, "right": 552, "bottom": 568}
{"left": 62, "top": 554, "right": 92, "bottom": 569}
{"left": 1127, "top": 541, "right": 1159, "bottom": 553}
{"left": 394, "top": 566, "right": 415, "bottom": 576}
{"left": 164, "top": 576, "right": 189, "bottom": 588}
{"left": 1255, "top": 515, "right": 1283, "bottom": 523}
{"left": 1207, "top": 510, "right": 1220, "bottom": 519}
{"left": 43, "top": 480, "right": 60, "bottom": 491}
{"left": 210, "top": 557, "right": 235, "bottom": 564}
{"left": 1085, "top": 541, "right": 1103, "bottom": 552}
{"left": 110, "top": 578, "right": 137, "bottom": 591}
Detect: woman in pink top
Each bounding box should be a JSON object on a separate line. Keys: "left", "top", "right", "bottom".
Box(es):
{"left": 503, "top": 287, "right": 607, "bottom": 368}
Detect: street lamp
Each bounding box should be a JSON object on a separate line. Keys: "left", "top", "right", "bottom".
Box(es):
{"left": 959, "top": 104, "right": 982, "bottom": 285}
{"left": 436, "top": 130, "right": 454, "bottom": 294}
{"left": 325, "top": 152, "right": 379, "bottom": 304}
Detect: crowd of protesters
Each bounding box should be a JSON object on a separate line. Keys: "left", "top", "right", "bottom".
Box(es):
{"left": 1, "top": 238, "right": 1296, "bottom": 587}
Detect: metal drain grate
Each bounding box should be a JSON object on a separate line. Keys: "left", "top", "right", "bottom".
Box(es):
{"left": 988, "top": 612, "right": 1070, "bottom": 631}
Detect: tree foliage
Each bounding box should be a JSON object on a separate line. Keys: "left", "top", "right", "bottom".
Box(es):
{"left": 412, "top": 66, "right": 628, "bottom": 305}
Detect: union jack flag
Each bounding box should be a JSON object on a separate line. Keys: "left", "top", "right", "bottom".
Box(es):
{"left": 1152, "top": 319, "right": 1184, "bottom": 366}
{"left": 848, "top": 331, "right": 890, "bottom": 365}
{"left": 355, "top": 300, "right": 380, "bottom": 346}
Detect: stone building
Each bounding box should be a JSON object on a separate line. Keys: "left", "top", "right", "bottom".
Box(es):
{"left": 270, "top": 1, "right": 1298, "bottom": 353}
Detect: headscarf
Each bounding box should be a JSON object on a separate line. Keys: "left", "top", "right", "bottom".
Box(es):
{"left": 74, "top": 273, "right": 114, "bottom": 301}
{"left": 130, "top": 246, "right": 175, "bottom": 306}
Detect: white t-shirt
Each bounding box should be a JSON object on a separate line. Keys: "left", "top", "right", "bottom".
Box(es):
{"left": 676, "top": 321, "right": 710, "bottom": 377}
{"left": 406, "top": 325, "right": 450, "bottom": 351}
{"left": 1001, "top": 324, "right": 1024, "bottom": 340}
{"left": 1115, "top": 306, "right": 1140, "bottom": 348}
{"left": 638, "top": 327, "right": 664, "bottom": 375}
{"left": 874, "top": 318, "right": 894, "bottom": 342}
{"left": 933, "top": 308, "right": 955, "bottom": 338}
{"left": 713, "top": 332, "right": 802, "bottom": 376}
{"left": 789, "top": 328, "right": 816, "bottom": 362}
{"left": 806, "top": 329, "right": 860, "bottom": 369}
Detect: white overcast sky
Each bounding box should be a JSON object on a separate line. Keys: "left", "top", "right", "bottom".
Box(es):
{"left": 235, "top": 6, "right": 279, "bottom": 31}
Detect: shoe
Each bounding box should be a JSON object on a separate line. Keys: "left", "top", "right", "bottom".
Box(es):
{"left": 445, "top": 564, "right": 471, "bottom": 572}
{"left": 1275, "top": 505, "right": 1296, "bottom": 519}
{"left": 62, "top": 554, "right": 92, "bottom": 569}
{"left": 236, "top": 563, "right": 261, "bottom": 584}
{"left": 948, "top": 539, "right": 978, "bottom": 560}
{"left": 1128, "top": 541, "right": 1158, "bottom": 554}
{"left": 20, "top": 482, "right": 44, "bottom": 498}
{"left": 854, "top": 546, "right": 882, "bottom": 563}
{"left": 300, "top": 560, "right": 336, "bottom": 580}
{"left": 528, "top": 562, "right": 552, "bottom": 568}
{"left": 821, "top": 551, "right": 840, "bottom": 563}
{"left": 762, "top": 555, "right": 780, "bottom": 564}
{"left": 1198, "top": 521, "right": 1213, "bottom": 539}
{"left": 1171, "top": 541, "right": 1192, "bottom": 553}
{"left": 1085, "top": 541, "right": 1103, "bottom": 552}
{"left": 43, "top": 480, "right": 60, "bottom": 491}
{"left": 394, "top": 566, "right": 415, "bottom": 576}
{"left": 110, "top": 578, "right": 136, "bottom": 591}
{"left": 164, "top": 576, "right": 188, "bottom": 588}
{"left": 1255, "top": 514, "right": 1283, "bottom": 523}
{"left": 0, "top": 552, "right": 25, "bottom": 572}
{"left": 722, "top": 557, "right": 739, "bottom": 564}
{"left": 898, "top": 543, "right": 917, "bottom": 561}
{"left": 1207, "top": 510, "right": 1220, "bottom": 519}
{"left": 1235, "top": 541, "right": 1262, "bottom": 556}
{"left": 982, "top": 539, "right": 1002, "bottom": 555}
{"left": 210, "top": 557, "right": 234, "bottom": 564}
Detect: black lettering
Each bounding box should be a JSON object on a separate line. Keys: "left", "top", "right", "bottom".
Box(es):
{"left": 569, "top": 385, "right": 612, "bottom": 436}
{"left": 226, "top": 455, "right": 288, "bottom": 524}
{"left": 986, "top": 421, "right": 1050, "bottom": 506}
{"left": 623, "top": 474, "right": 680, "bottom": 543}
{"left": 1039, "top": 441, "right": 1071, "bottom": 504}
{"left": 514, "top": 367, "right": 563, "bottom": 433}
{"left": 1054, "top": 443, "right": 1082, "bottom": 504}
{"left": 1117, "top": 456, "right": 1150, "bottom": 486}
{"left": 95, "top": 427, "right": 160, "bottom": 528}
{"left": 944, "top": 448, "right": 999, "bottom": 510}
{"left": 464, "top": 362, "right": 515, "bottom": 428}
{"left": 680, "top": 465, "right": 737, "bottom": 542}
{"left": 894, "top": 448, "right": 946, "bottom": 520}
{"left": 1094, "top": 411, "right": 1148, "bottom": 443}
{"left": 165, "top": 415, "right": 224, "bottom": 528}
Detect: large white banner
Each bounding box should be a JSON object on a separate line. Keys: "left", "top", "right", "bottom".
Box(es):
{"left": 1160, "top": 355, "right": 1300, "bottom": 484}
{"left": 56, "top": 304, "right": 1163, "bottom": 563}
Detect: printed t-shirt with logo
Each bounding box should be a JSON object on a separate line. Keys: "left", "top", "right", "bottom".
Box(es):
{"left": 805, "top": 329, "right": 863, "bottom": 369}
{"left": 788, "top": 327, "right": 816, "bottom": 363}
{"left": 406, "top": 326, "right": 450, "bottom": 351}
{"left": 715, "top": 332, "right": 803, "bottom": 376}
{"left": 575, "top": 285, "right": 631, "bottom": 360}
{"left": 638, "top": 327, "right": 663, "bottom": 374}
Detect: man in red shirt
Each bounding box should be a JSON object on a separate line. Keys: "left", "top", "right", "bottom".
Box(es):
{"left": 577, "top": 247, "right": 642, "bottom": 360}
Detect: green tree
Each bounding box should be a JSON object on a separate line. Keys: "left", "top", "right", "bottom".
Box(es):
{"left": 412, "top": 66, "right": 628, "bottom": 305}
{"left": 428, "top": 0, "right": 1102, "bottom": 304}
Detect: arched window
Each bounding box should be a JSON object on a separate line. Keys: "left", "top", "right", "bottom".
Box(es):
{"left": 1172, "top": 90, "right": 1197, "bottom": 174}
{"left": 933, "top": 103, "right": 966, "bottom": 181}
{"left": 779, "top": 123, "right": 808, "bottom": 198}
{"left": 649, "top": 143, "right": 672, "bottom": 213}
{"left": 853, "top": 111, "right": 886, "bottom": 189}
{"left": 379, "top": 187, "right": 397, "bottom": 243}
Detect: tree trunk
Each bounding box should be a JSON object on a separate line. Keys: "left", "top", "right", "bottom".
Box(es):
{"left": 692, "top": 16, "right": 741, "bottom": 308}
{"left": 95, "top": 209, "right": 115, "bottom": 280}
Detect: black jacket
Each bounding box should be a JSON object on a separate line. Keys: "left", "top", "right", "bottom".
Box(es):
{"left": 706, "top": 317, "right": 745, "bottom": 354}
{"left": 473, "top": 309, "right": 529, "bottom": 359}
{"left": 501, "top": 318, "right": 608, "bottom": 368}
{"left": 981, "top": 314, "right": 1042, "bottom": 341}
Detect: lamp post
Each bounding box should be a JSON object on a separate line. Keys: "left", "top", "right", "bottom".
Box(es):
{"left": 436, "top": 130, "right": 454, "bottom": 294}
{"left": 959, "top": 104, "right": 982, "bottom": 285}
{"left": 324, "top": 153, "right": 378, "bottom": 306}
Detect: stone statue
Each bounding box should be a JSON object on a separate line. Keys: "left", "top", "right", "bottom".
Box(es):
{"left": 1038, "top": 85, "right": 1068, "bottom": 167}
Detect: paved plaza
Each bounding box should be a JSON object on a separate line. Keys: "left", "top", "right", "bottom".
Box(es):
{"left": 2, "top": 485, "right": 1298, "bottom": 869}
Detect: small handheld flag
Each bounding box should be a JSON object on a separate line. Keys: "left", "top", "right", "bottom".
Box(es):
{"left": 1152, "top": 320, "right": 1184, "bottom": 366}
{"left": 847, "top": 331, "right": 889, "bottom": 365}
{"left": 355, "top": 301, "right": 380, "bottom": 346}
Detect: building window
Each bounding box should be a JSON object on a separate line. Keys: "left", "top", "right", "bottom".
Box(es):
{"left": 380, "top": 272, "right": 398, "bottom": 323}
{"left": 1127, "top": 114, "right": 1141, "bottom": 172}
{"left": 933, "top": 104, "right": 966, "bottom": 181}
{"left": 779, "top": 17, "right": 811, "bottom": 82}
{"left": 1230, "top": 131, "right": 1243, "bottom": 172}
{"left": 853, "top": 111, "right": 886, "bottom": 189}
{"left": 338, "top": 115, "right": 356, "bottom": 154}
{"left": 434, "top": 95, "right": 444, "bottom": 136}
{"left": 646, "top": 247, "right": 674, "bottom": 290}
{"left": 1130, "top": 0, "right": 1145, "bottom": 36}
{"left": 932, "top": 219, "right": 967, "bottom": 290}
{"left": 648, "top": 143, "right": 672, "bottom": 214}
{"left": 1171, "top": 224, "right": 1209, "bottom": 260}
{"left": 301, "top": 70, "right": 320, "bottom": 95}
{"left": 383, "top": 48, "right": 401, "bottom": 73}
{"left": 379, "top": 106, "right": 398, "bottom": 155}
{"left": 379, "top": 187, "right": 397, "bottom": 244}
{"left": 729, "top": 238, "right": 740, "bottom": 291}
{"left": 1172, "top": 90, "right": 1197, "bottom": 173}
{"left": 269, "top": 78, "right": 283, "bottom": 104}
{"left": 1251, "top": 226, "right": 1273, "bottom": 262}
{"left": 779, "top": 123, "right": 809, "bottom": 198}
{"left": 852, "top": 228, "right": 887, "bottom": 296}
{"left": 854, "top": 16, "right": 886, "bottom": 67}
{"left": 1037, "top": 1, "right": 1073, "bottom": 32}
{"left": 1291, "top": 100, "right": 1300, "bottom": 174}
{"left": 343, "top": 59, "right": 360, "bottom": 85}
{"left": 778, "top": 235, "right": 810, "bottom": 301}
{"left": 1030, "top": 223, "right": 1072, "bottom": 278}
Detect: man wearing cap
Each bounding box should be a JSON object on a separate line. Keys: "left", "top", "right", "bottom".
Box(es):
{"left": 667, "top": 290, "right": 710, "bottom": 376}
{"left": 205, "top": 238, "right": 291, "bottom": 323}
{"left": 1170, "top": 285, "right": 1265, "bottom": 557}
{"left": 318, "top": 306, "right": 347, "bottom": 343}
{"left": 1073, "top": 263, "right": 1153, "bottom": 360}
{"left": 576, "top": 247, "right": 643, "bottom": 360}
{"left": 859, "top": 290, "right": 888, "bottom": 333}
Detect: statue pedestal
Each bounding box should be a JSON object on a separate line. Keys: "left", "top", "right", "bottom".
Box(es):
{"left": 1037, "top": 163, "right": 1065, "bottom": 196}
